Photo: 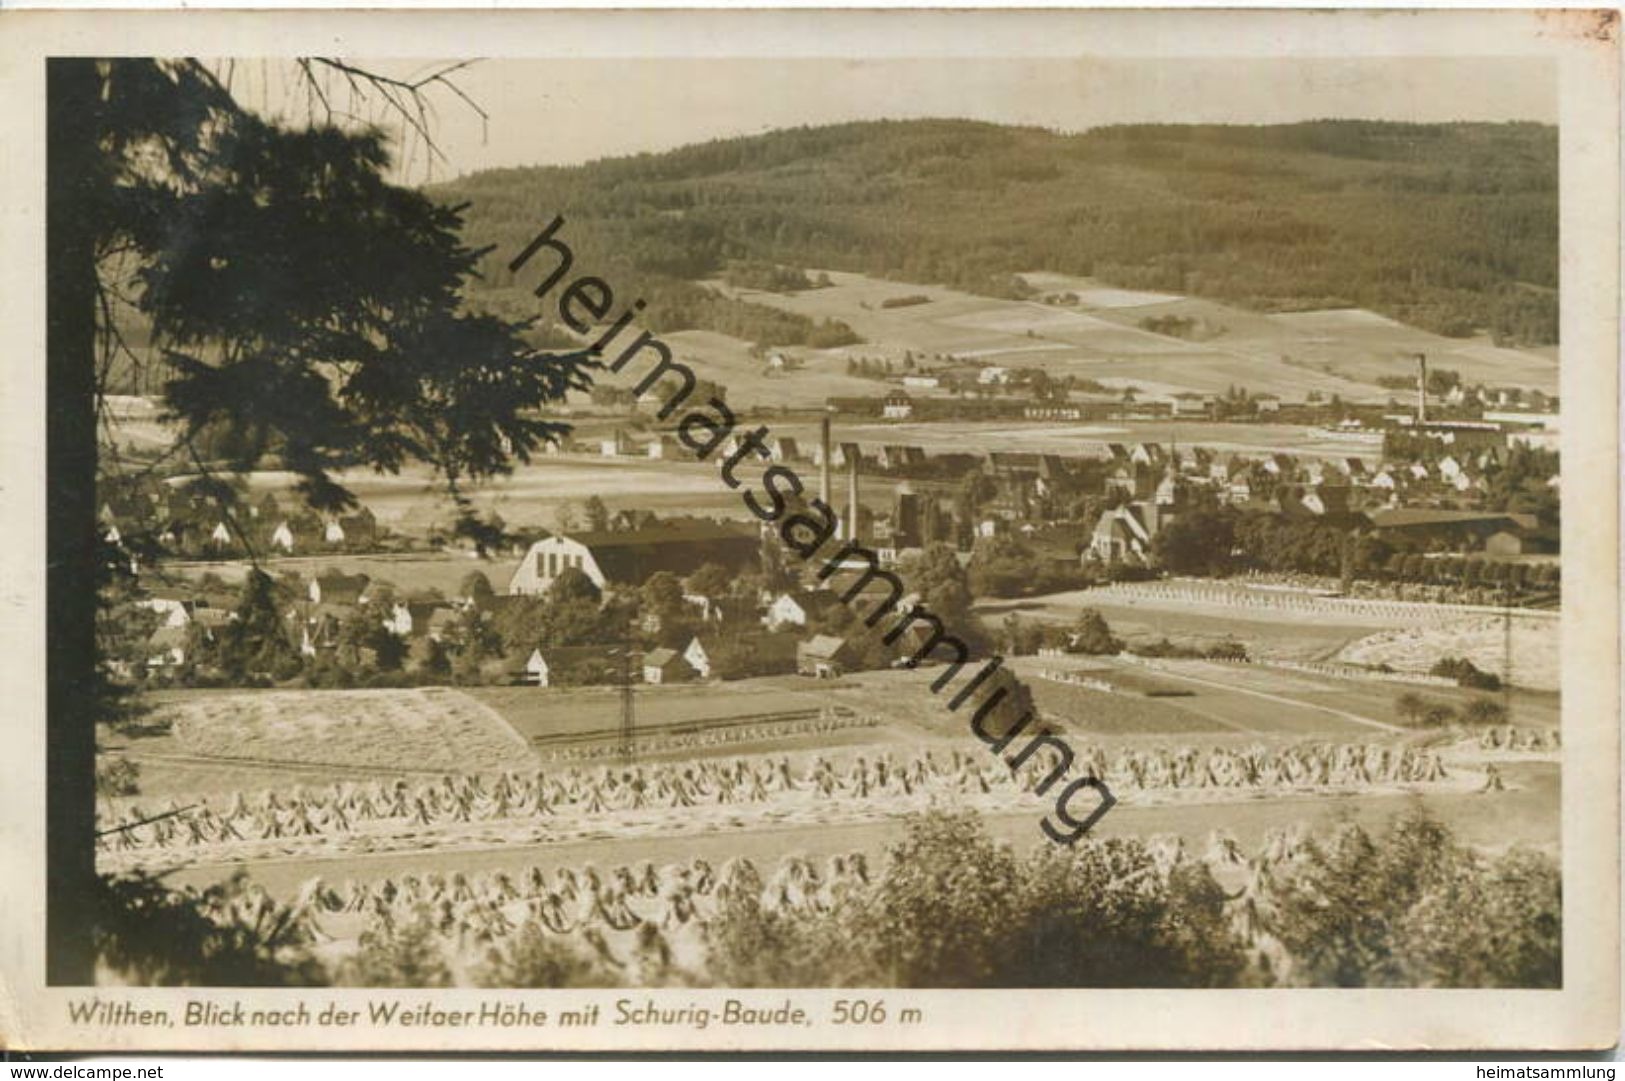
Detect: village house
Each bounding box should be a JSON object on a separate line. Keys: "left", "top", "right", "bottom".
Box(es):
{"left": 309, "top": 572, "right": 369, "bottom": 606}
{"left": 1162, "top": 391, "right": 1212, "bottom": 417}
{"left": 682, "top": 592, "right": 726, "bottom": 624}
{"left": 1275, "top": 484, "right": 1359, "bottom": 523}
{"left": 1368, "top": 508, "right": 1538, "bottom": 552}
{"left": 797, "top": 634, "right": 855, "bottom": 679}
{"left": 1105, "top": 461, "right": 1159, "bottom": 502}
{"left": 1129, "top": 443, "right": 1166, "bottom": 467}
{"left": 642, "top": 647, "right": 693, "bottom": 685}
{"left": 268, "top": 521, "right": 298, "bottom": 553}
{"left": 1263, "top": 452, "right": 1296, "bottom": 476}
{"left": 983, "top": 451, "right": 1042, "bottom": 484}
{"left": 288, "top": 603, "right": 349, "bottom": 657}
{"left": 321, "top": 507, "right": 377, "bottom": 548}
{"left": 681, "top": 636, "right": 713, "bottom": 680}
{"left": 519, "top": 644, "right": 622, "bottom": 688}
{"left": 645, "top": 434, "right": 683, "bottom": 460}
{"left": 145, "top": 626, "right": 192, "bottom": 672}
{"left": 383, "top": 601, "right": 450, "bottom": 639}
{"left": 1088, "top": 504, "right": 1157, "bottom": 563}
{"left": 138, "top": 593, "right": 195, "bottom": 629}
{"left": 882, "top": 391, "right": 915, "bottom": 420}
{"left": 600, "top": 429, "right": 636, "bottom": 457}
{"left": 876, "top": 444, "right": 927, "bottom": 472}
{"left": 763, "top": 590, "right": 837, "bottom": 631}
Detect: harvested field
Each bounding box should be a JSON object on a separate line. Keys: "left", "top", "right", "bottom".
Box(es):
{"left": 473, "top": 680, "right": 846, "bottom": 744}
{"left": 1019, "top": 653, "right": 1560, "bottom": 737}
{"left": 1338, "top": 616, "right": 1560, "bottom": 692}
{"left": 717, "top": 271, "right": 1397, "bottom": 402}
{"left": 167, "top": 760, "right": 1559, "bottom": 904}
{"left": 979, "top": 595, "right": 1377, "bottom": 663}
{"left": 164, "top": 688, "right": 537, "bottom": 774}
{"left": 1028, "top": 679, "right": 1233, "bottom": 735}
{"left": 102, "top": 731, "right": 1491, "bottom": 882}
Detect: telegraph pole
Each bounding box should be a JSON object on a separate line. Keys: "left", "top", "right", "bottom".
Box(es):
{"left": 618, "top": 638, "right": 636, "bottom": 764}
{"left": 617, "top": 610, "right": 637, "bottom": 764}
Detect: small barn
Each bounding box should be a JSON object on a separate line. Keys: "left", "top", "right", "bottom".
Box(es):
{"left": 642, "top": 648, "right": 693, "bottom": 685}
{"left": 797, "top": 635, "right": 855, "bottom": 679}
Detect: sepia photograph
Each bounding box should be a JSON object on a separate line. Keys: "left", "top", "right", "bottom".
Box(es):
{"left": 3, "top": 6, "right": 1618, "bottom": 1054}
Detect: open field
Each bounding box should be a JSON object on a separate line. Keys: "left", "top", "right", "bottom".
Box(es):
{"left": 1339, "top": 618, "right": 1561, "bottom": 692}
{"left": 472, "top": 680, "right": 850, "bottom": 742}
{"left": 194, "top": 454, "right": 915, "bottom": 539}
{"left": 772, "top": 417, "right": 1385, "bottom": 462}
{"left": 711, "top": 270, "right": 1558, "bottom": 403}
{"left": 1013, "top": 652, "right": 1558, "bottom": 736}
{"left": 106, "top": 676, "right": 937, "bottom": 800}
{"left": 1266, "top": 309, "right": 1560, "bottom": 393}
{"left": 1015, "top": 271, "right": 1559, "bottom": 395}
{"left": 979, "top": 593, "right": 1387, "bottom": 663}
{"left": 160, "top": 688, "right": 537, "bottom": 775}
{"left": 1015, "top": 657, "right": 1400, "bottom": 737}
{"left": 717, "top": 271, "right": 1387, "bottom": 403}
{"left": 658, "top": 328, "right": 885, "bottom": 409}
{"left": 981, "top": 584, "right": 1561, "bottom": 682}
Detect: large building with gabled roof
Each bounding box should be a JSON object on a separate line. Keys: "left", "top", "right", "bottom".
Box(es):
{"left": 507, "top": 521, "right": 759, "bottom": 596}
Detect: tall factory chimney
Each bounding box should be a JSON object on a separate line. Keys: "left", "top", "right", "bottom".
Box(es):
{"left": 847, "top": 453, "right": 861, "bottom": 543}
{"left": 1416, "top": 353, "right": 1428, "bottom": 424}
{"left": 819, "top": 414, "right": 833, "bottom": 508}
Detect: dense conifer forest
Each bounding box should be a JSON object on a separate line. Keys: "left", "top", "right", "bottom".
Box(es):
{"left": 436, "top": 119, "right": 1558, "bottom": 348}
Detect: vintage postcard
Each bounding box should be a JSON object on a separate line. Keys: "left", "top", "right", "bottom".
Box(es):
{"left": 0, "top": 6, "right": 1618, "bottom": 1053}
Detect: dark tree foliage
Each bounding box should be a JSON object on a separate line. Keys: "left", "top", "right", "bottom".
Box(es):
{"left": 1272, "top": 810, "right": 1560, "bottom": 987}
{"left": 706, "top": 810, "right": 1252, "bottom": 988}
{"left": 139, "top": 114, "right": 592, "bottom": 514}
{"left": 211, "top": 569, "right": 299, "bottom": 680}
{"left": 1152, "top": 508, "right": 1239, "bottom": 576}
{"left": 1069, "top": 609, "right": 1123, "bottom": 655}
{"left": 59, "top": 59, "right": 592, "bottom": 980}
{"left": 93, "top": 872, "right": 325, "bottom": 986}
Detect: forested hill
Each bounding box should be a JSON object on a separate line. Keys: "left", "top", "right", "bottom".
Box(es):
{"left": 435, "top": 119, "right": 1558, "bottom": 348}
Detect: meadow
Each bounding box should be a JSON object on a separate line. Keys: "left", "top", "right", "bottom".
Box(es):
{"left": 713, "top": 269, "right": 1557, "bottom": 404}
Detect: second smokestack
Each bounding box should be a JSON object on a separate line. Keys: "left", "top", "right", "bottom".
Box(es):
{"left": 820, "top": 414, "right": 832, "bottom": 508}
{"left": 1416, "top": 353, "right": 1428, "bottom": 424}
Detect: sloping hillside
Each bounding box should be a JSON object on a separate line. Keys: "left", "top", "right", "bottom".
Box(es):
{"left": 435, "top": 119, "right": 1558, "bottom": 352}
